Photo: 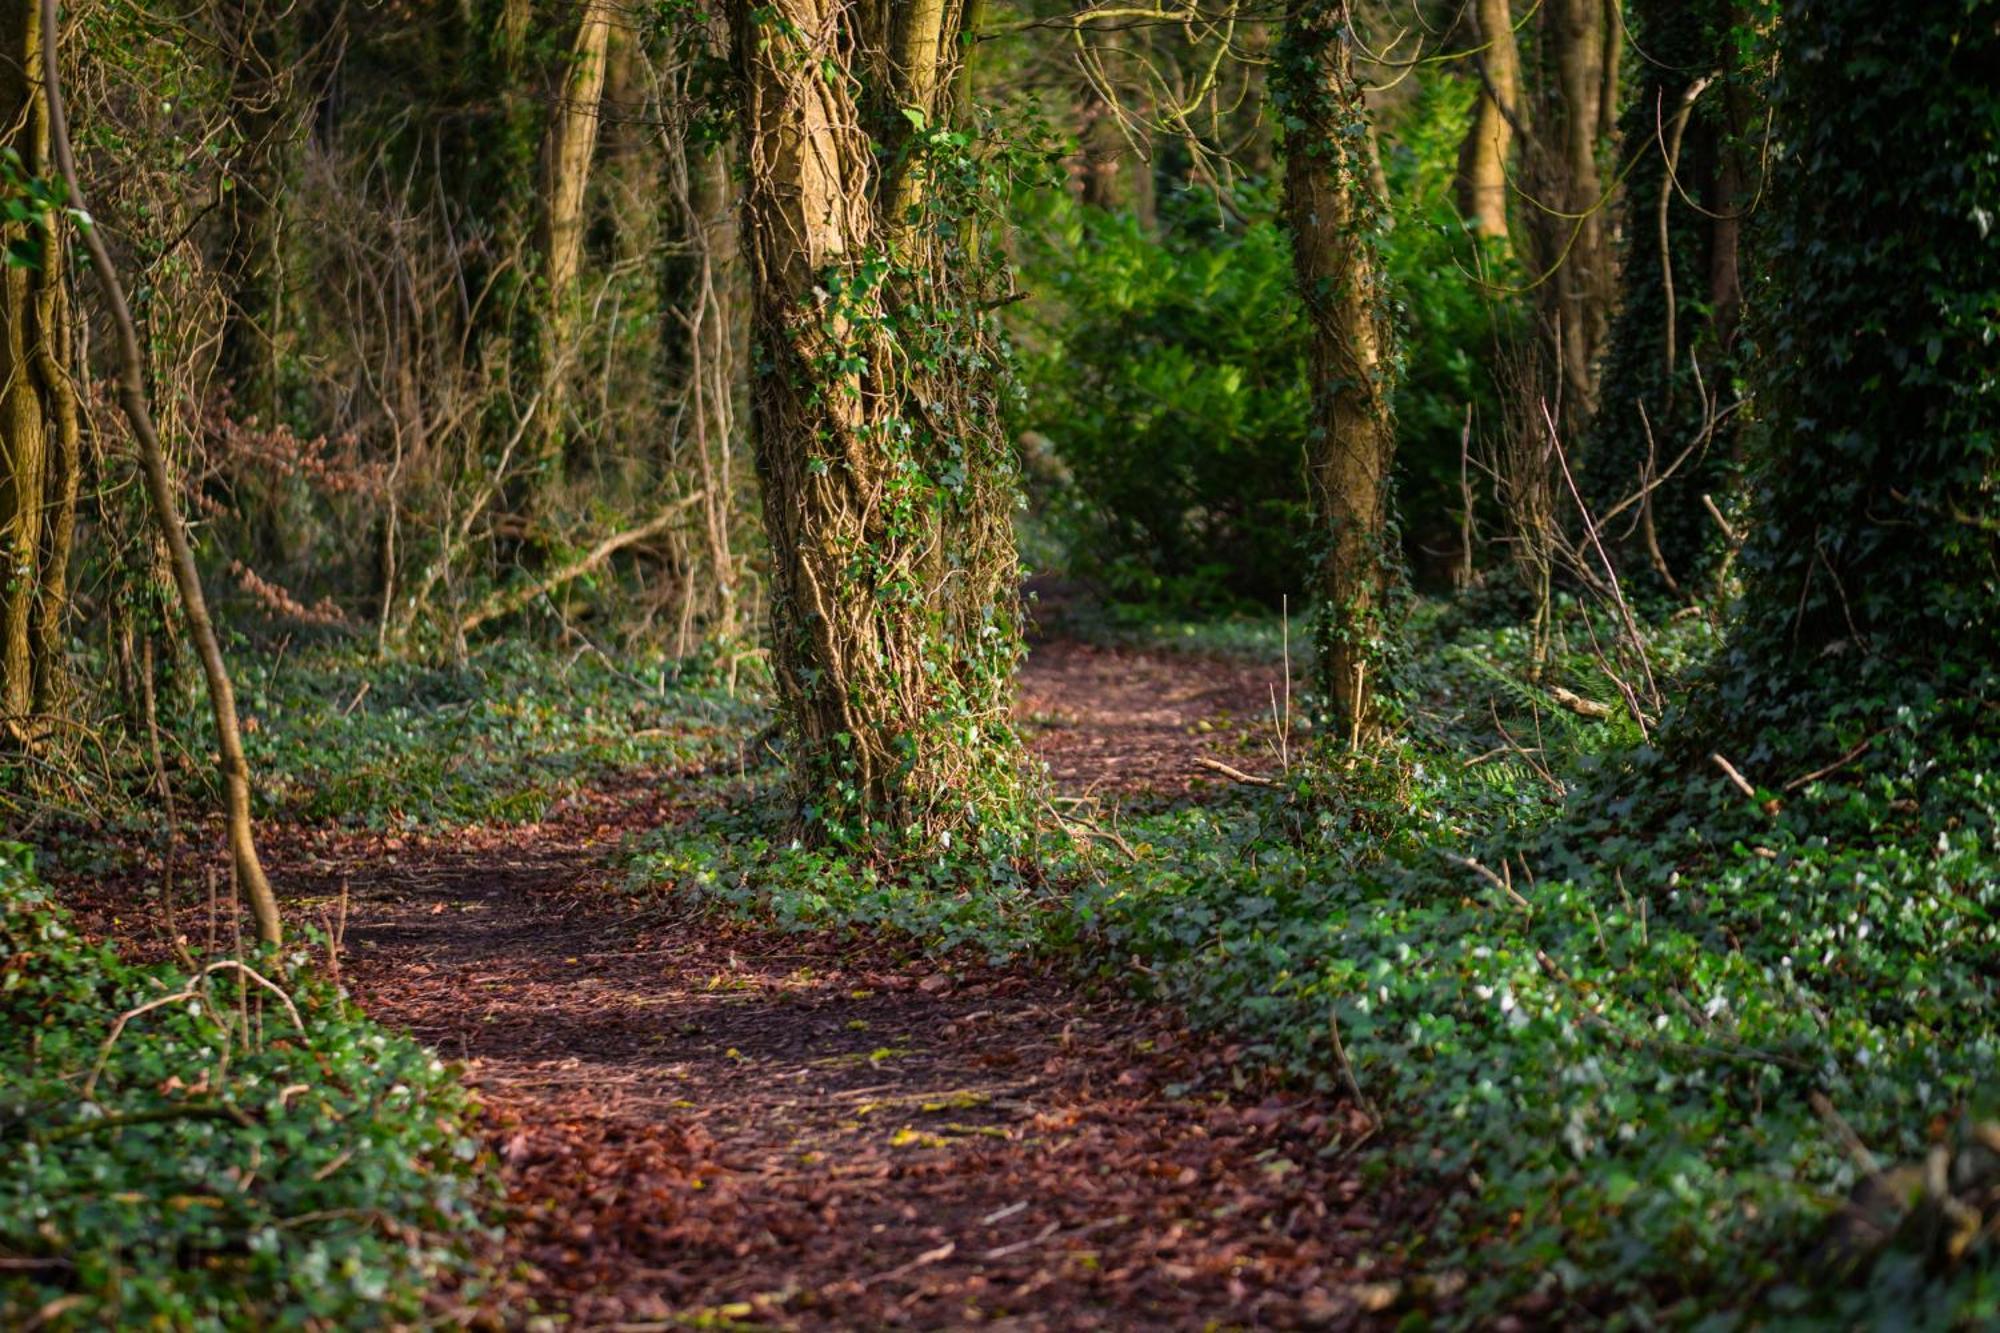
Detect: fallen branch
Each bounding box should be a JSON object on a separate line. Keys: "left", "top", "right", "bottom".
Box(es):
{"left": 85, "top": 960, "right": 305, "bottom": 1099}
{"left": 40, "top": 1102, "right": 256, "bottom": 1143}
{"left": 1784, "top": 735, "right": 1878, "bottom": 793}
{"left": 1547, "top": 684, "right": 1612, "bottom": 721}
{"left": 457, "top": 492, "right": 707, "bottom": 637}
{"left": 1710, "top": 752, "right": 1755, "bottom": 798}
{"left": 1443, "top": 852, "right": 1531, "bottom": 911}
{"left": 1193, "top": 755, "right": 1278, "bottom": 788}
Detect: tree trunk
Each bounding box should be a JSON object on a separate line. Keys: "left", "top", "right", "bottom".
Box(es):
{"left": 215, "top": 0, "right": 294, "bottom": 427}
{"left": 662, "top": 60, "right": 749, "bottom": 648}
{"left": 1732, "top": 0, "right": 1999, "bottom": 690}
{"left": 0, "top": 0, "right": 80, "bottom": 738}
{"left": 536, "top": 0, "right": 614, "bottom": 472}
{"left": 730, "top": 0, "right": 1023, "bottom": 844}
{"left": 1278, "top": 0, "right": 1401, "bottom": 740}
{"left": 1523, "top": 0, "right": 1617, "bottom": 435}
{"left": 1454, "top": 0, "right": 1519, "bottom": 241}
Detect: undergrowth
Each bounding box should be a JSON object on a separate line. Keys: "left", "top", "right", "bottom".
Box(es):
{"left": 0, "top": 845, "right": 488, "bottom": 1328}
{"left": 631, "top": 598, "right": 2000, "bottom": 1326}
{"left": 224, "top": 641, "right": 755, "bottom": 828}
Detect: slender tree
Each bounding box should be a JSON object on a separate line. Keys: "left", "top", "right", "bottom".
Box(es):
{"left": 1521, "top": 0, "right": 1619, "bottom": 433}
{"left": 1275, "top": 0, "right": 1400, "bottom": 738}
{"left": 535, "top": 0, "right": 613, "bottom": 472}
{"left": 0, "top": 0, "right": 80, "bottom": 738}
{"left": 214, "top": 0, "right": 297, "bottom": 426}
{"left": 1454, "top": 0, "right": 1519, "bottom": 242}
{"left": 43, "top": 0, "right": 282, "bottom": 944}
{"left": 729, "top": 0, "right": 1023, "bottom": 843}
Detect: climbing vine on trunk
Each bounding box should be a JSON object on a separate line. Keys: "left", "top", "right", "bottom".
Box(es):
{"left": 0, "top": 0, "right": 81, "bottom": 741}
{"left": 1275, "top": 0, "right": 1403, "bottom": 742}
{"left": 730, "top": 0, "right": 1028, "bottom": 848}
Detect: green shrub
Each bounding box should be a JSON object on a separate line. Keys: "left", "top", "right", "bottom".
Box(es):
{"left": 0, "top": 846, "right": 489, "bottom": 1328}
{"left": 1012, "top": 73, "right": 1515, "bottom": 608}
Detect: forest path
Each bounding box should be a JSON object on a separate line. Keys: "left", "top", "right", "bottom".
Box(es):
{"left": 301, "top": 640, "right": 1398, "bottom": 1330}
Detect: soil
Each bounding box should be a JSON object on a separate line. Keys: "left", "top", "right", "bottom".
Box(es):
{"left": 79, "top": 641, "right": 1419, "bottom": 1329}
{"left": 1016, "top": 639, "right": 1290, "bottom": 803}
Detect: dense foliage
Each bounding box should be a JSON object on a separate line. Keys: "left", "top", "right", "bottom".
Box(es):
{"left": 0, "top": 848, "right": 487, "bottom": 1327}
{"left": 1729, "top": 0, "right": 2000, "bottom": 685}
{"left": 1015, "top": 75, "right": 1507, "bottom": 608}
{"left": 5, "top": 0, "right": 1997, "bottom": 1325}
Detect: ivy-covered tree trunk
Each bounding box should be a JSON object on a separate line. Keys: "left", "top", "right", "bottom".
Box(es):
{"left": 730, "top": 0, "right": 1022, "bottom": 845}
{"left": 1731, "top": 0, "right": 1998, "bottom": 699}
{"left": 0, "top": 0, "right": 80, "bottom": 739}
{"left": 1587, "top": 0, "right": 1750, "bottom": 591}
{"left": 1276, "top": 0, "right": 1400, "bottom": 739}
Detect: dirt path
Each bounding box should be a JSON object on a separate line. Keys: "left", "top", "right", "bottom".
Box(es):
{"left": 1017, "top": 640, "right": 1287, "bottom": 801}
{"left": 293, "top": 643, "right": 1404, "bottom": 1329}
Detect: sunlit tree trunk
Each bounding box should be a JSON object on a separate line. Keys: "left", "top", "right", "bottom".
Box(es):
{"left": 1278, "top": 0, "right": 1400, "bottom": 740}
{"left": 536, "top": 0, "right": 613, "bottom": 471}
{"left": 730, "top": 0, "right": 1023, "bottom": 843}
{"left": 0, "top": 0, "right": 80, "bottom": 738}
{"left": 1454, "top": 0, "right": 1519, "bottom": 240}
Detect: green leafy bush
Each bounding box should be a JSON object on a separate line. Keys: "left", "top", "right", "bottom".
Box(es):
{"left": 0, "top": 846, "right": 489, "bottom": 1328}
{"left": 1016, "top": 188, "right": 1313, "bottom": 607}
{"left": 1013, "top": 74, "right": 1513, "bottom": 608}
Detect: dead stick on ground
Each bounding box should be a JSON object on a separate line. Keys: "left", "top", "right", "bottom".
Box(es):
{"left": 1328, "top": 1008, "right": 1379, "bottom": 1148}
{"left": 1784, "top": 735, "right": 1877, "bottom": 793}
{"left": 1709, "top": 752, "right": 1758, "bottom": 800}
{"left": 42, "top": 0, "right": 281, "bottom": 945}
{"left": 457, "top": 492, "right": 707, "bottom": 637}
{"left": 1443, "top": 851, "right": 1532, "bottom": 911}
{"left": 1547, "top": 684, "right": 1613, "bottom": 721}
{"left": 1194, "top": 755, "right": 1278, "bottom": 788}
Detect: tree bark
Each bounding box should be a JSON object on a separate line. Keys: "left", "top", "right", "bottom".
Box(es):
{"left": 730, "top": 0, "right": 1023, "bottom": 843}
{"left": 1278, "top": 0, "right": 1401, "bottom": 740}
{"left": 1523, "top": 0, "right": 1617, "bottom": 434}
{"left": 0, "top": 0, "right": 80, "bottom": 738}
{"left": 214, "top": 0, "right": 293, "bottom": 426}
{"left": 536, "top": 0, "right": 614, "bottom": 471}
{"left": 1454, "top": 0, "right": 1519, "bottom": 241}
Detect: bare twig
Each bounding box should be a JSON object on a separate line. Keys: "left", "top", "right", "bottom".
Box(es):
{"left": 1194, "top": 756, "right": 1278, "bottom": 788}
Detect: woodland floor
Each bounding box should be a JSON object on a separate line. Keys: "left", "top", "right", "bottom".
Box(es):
{"left": 101, "top": 640, "right": 1420, "bottom": 1330}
